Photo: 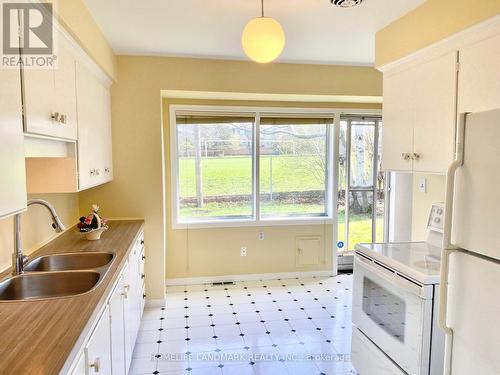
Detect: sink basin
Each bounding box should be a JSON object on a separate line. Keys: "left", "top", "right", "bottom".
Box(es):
{"left": 0, "top": 271, "right": 101, "bottom": 301}
{"left": 24, "top": 252, "right": 114, "bottom": 272}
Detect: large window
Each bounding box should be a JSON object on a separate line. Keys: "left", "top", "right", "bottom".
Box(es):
{"left": 172, "top": 108, "right": 334, "bottom": 226}
{"left": 259, "top": 118, "right": 330, "bottom": 219}
{"left": 176, "top": 115, "right": 255, "bottom": 222}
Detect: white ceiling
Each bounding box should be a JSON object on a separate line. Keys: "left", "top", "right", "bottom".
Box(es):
{"left": 84, "top": 0, "right": 424, "bottom": 66}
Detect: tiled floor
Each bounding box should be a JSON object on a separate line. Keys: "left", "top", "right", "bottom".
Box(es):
{"left": 130, "top": 274, "right": 357, "bottom": 375}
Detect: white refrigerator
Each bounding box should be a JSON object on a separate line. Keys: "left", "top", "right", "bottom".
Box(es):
{"left": 440, "top": 108, "right": 500, "bottom": 374}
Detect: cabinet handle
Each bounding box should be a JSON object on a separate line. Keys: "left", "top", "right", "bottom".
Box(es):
{"left": 411, "top": 153, "right": 421, "bottom": 160}
{"left": 90, "top": 357, "right": 101, "bottom": 372}
{"left": 141, "top": 273, "right": 145, "bottom": 279}
{"left": 124, "top": 284, "right": 130, "bottom": 291}
{"left": 143, "top": 293, "right": 146, "bottom": 299}
{"left": 141, "top": 255, "right": 146, "bottom": 260}
{"left": 105, "top": 168, "right": 110, "bottom": 173}
{"left": 90, "top": 169, "right": 95, "bottom": 176}
{"left": 140, "top": 239, "right": 144, "bottom": 245}
{"left": 121, "top": 291, "right": 128, "bottom": 299}
{"left": 59, "top": 114, "right": 67, "bottom": 124}
{"left": 401, "top": 153, "right": 411, "bottom": 161}
{"left": 51, "top": 112, "right": 61, "bottom": 122}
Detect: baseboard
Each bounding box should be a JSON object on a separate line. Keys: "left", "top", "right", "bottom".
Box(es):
{"left": 145, "top": 298, "right": 166, "bottom": 308}
{"left": 166, "top": 270, "right": 336, "bottom": 286}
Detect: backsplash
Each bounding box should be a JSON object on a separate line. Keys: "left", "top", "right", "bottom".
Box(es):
{"left": 0, "top": 193, "right": 79, "bottom": 271}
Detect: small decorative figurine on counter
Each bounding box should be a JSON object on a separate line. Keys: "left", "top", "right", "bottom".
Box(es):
{"left": 78, "top": 204, "right": 108, "bottom": 240}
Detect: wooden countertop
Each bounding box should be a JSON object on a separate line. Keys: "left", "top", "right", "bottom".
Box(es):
{"left": 0, "top": 220, "right": 144, "bottom": 375}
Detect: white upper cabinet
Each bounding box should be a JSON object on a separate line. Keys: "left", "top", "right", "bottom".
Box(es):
{"left": 382, "top": 51, "right": 458, "bottom": 173}
{"left": 76, "top": 62, "right": 113, "bottom": 191}
{"left": 413, "top": 52, "right": 458, "bottom": 173}
{"left": 458, "top": 33, "right": 500, "bottom": 114}
{"left": 382, "top": 67, "right": 415, "bottom": 171}
{"left": 23, "top": 34, "right": 78, "bottom": 140}
{"left": 0, "top": 68, "right": 27, "bottom": 218}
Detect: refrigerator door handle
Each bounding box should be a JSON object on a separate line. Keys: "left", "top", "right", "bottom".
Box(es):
{"left": 439, "top": 112, "right": 466, "bottom": 374}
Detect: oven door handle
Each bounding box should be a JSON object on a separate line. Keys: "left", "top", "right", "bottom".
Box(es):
{"left": 356, "top": 254, "right": 432, "bottom": 300}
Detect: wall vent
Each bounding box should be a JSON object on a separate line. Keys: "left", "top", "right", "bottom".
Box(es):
{"left": 211, "top": 281, "right": 235, "bottom": 286}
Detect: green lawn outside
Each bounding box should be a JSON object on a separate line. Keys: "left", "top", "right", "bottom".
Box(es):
{"left": 179, "top": 155, "right": 324, "bottom": 197}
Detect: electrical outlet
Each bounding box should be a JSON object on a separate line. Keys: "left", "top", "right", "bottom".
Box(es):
{"left": 240, "top": 247, "right": 247, "bottom": 256}
{"left": 258, "top": 231, "right": 265, "bottom": 240}
{"left": 419, "top": 177, "right": 427, "bottom": 193}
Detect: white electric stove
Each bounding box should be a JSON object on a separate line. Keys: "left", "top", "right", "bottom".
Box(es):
{"left": 351, "top": 203, "right": 445, "bottom": 375}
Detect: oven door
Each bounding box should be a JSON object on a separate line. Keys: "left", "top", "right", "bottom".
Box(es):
{"left": 353, "top": 253, "right": 434, "bottom": 375}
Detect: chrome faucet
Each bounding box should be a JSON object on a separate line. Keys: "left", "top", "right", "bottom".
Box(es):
{"left": 13, "top": 199, "right": 66, "bottom": 275}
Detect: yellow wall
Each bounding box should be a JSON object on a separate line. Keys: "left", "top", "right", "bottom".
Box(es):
{"left": 411, "top": 173, "right": 446, "bottom": 240}
{"left": 163, "top": 98, "right": 380, "bottom": 280}
{"left": 0, "top": 193, "right": 79, "bottom": 271}
{"left": 51, "top": 0, "right": 117, "bottom": 80}
{"left": 78, "top": 55, "right": 382, "bottom": 297}
{"left": 375, "top": 0, "right": 500, "bottom": 67}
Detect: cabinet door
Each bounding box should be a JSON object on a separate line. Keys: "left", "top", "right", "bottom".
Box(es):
{"left": 23, "top": 34, "right": 77, "bottom": 140}
{"left": 413, "top": 51, "right": 458, "bottom": 173}
{"left": 124, "top": 237, "right": 143, "bottom": 370}
{"left": 85, "top": 305, "right": 112, "bottom": 375}
{"left": 0, "top": 67, "right": 27, "bottom": 218}
{"left": 76, "top": 62, "right": 113, "bottom": 190}
{"left": 459, "top": 33, "right": 500, "bottom": 113}
{"left": 22, "top": 61, "right": 57, "bottom": 137}
{"left": 382, "top": 68, "right": 414, "bottom": 171}
{"left": 76, "top": 62, "right": 102, "bottom": 190}
{"left": 53, "top": 42, "right": 78, "bottom": 140}
{"left": 108, "top": 274, "right": 126, "bottom": 375}
{"left": 69, "top": 352, "right": 86, "bottom": 375}
{"left": 101, "top": 87, "right": 114, "bottom": 183}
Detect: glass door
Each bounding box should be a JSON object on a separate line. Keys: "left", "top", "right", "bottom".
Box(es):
{"left": 338, "top": 117, "right": 384, "bottom": 252}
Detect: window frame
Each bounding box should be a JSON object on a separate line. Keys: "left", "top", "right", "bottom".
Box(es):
{"left": 170, "top": 105, "right": 381, "bottom": 229}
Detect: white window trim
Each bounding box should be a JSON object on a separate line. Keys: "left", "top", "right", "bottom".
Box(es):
{"left": 170, "top": 104, "right": 381, "bottom": 230}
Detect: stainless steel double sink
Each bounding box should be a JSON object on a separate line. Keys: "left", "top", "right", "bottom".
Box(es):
{"left": 0, "top": 252, "right": 115, "bottom": 302}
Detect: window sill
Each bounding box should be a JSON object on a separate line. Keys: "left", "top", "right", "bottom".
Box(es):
{"left": 172, "top": 217, "right": 334, "bottom": 230}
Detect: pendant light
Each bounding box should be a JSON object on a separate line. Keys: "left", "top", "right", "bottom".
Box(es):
{"left": 241, "top": 0, "right": 285, "bottom": 64}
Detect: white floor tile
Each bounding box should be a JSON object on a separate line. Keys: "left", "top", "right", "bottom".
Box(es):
{"left": 133, "top": 342, "right": 160, "bottom": 358}
{"left": 163, "top": 327, "right": 188, "bottom": 341}
{"left": 136, "top": 329, "right": 161, "bottom": 344}
{"left": 129, "top": 356, "right": 157, "bottom": 374}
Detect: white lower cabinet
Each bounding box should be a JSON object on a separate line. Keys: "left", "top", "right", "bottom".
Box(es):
{"left": 124, "top": 233, "right": 145, "bottom": 370}
{"left": 85, "top": 305, "right": 112, "bottom": 375}
{"left": 70, "top": 352, "right": 86, "bottom": 375}
{"left": 109, "top": 269, "right": 127, "bottom": 375}
{"left": 68, "top": 231, "right": 145, "bottom": 375}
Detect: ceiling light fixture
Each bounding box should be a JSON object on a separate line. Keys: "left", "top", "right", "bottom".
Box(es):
{"left": 241, "top": 0, "right": 285, "bottom": 64}
{"left": 331, "top": 0, "right": 365, "bottom": 8}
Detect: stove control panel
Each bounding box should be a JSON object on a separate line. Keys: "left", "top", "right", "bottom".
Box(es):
{"left": 427, "top": 203, "right": 444, "bottom": 233}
